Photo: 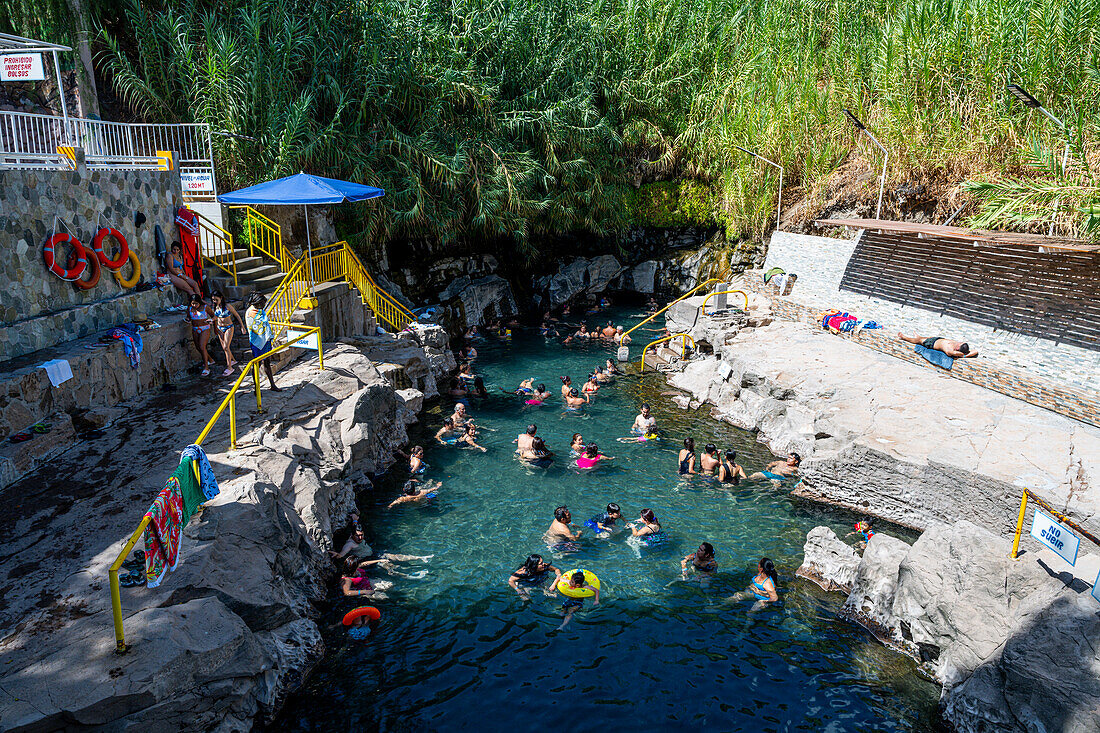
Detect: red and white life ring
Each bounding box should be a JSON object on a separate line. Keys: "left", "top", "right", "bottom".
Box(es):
{"left": 342, "top": 606, "right": 381, "bottom": 625}
{"left": 92, "top": 228, "right": 130, "bottom": 270}
{"left": 43, "top": 233, "right": 88, "bottom": 281}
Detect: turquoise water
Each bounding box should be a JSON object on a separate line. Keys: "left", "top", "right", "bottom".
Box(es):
{"left": 280, "top": 310, "right": 940, "bottom": 731}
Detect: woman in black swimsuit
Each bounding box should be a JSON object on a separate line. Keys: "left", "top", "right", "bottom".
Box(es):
{"left": 678, "top": 438, "right": 696, "bottom": 475}
{"left": 508, "top": 554, "right": 561, "bottom": 598}
{"left": 718, "top": 450, "right": 746, "bottom": 485}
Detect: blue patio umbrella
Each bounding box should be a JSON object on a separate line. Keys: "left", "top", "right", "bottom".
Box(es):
{"left": 218, "top": 172, "right": 384, "bottom": 291}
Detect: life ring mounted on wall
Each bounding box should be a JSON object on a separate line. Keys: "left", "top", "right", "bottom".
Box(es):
{"left": 92, "top": 228, "right": 130, "bottom": 270}
{"left": 113, "top": 249, "right": 142, "bottom": 288}
{"left": 43, "top": 233, "right": 88, "bottom": 281}
{"left": 69, "top": 242, "right": 101, "bottom": 290}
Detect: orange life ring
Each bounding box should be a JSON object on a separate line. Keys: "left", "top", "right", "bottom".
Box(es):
{"left": 342, "top": 606, "right": 381, "bottom": 625}
{"left": 93, "top": 228, "right": 130, "bottom": 270}
{"left": 43, "top": 233, "right": 87, "bottom": 281}
{"left": 69, "top": 243, "right": 101, "bottom": 290}
{"left": 113, "top": 249, "right": 141, "bottom": 288}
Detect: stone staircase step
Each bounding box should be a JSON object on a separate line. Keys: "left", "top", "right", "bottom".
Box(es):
{"left": 233, "top": 263, "right": 281, "bottom": 282}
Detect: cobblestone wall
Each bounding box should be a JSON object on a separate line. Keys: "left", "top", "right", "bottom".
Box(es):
{"left": 0, "top": 155, "right": 183, "bottom": 362}
{"left": 743, "top": 270, "right": 1100, "bottom": 428}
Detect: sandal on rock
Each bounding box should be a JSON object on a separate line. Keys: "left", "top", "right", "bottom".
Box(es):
{"left": 31, "top": 422, "right": 51, "bottom": 434}
{"left": 222, "top": 367, "right": 234, "bottom": 377}
{"left": 120, "top": 570, "right": 145, "bottom": 587}
{"left": 201, "top": 368, "right": 211, "bottom": 377}
{"left": 8, "top": 432, "right": 32, "bottom": 443}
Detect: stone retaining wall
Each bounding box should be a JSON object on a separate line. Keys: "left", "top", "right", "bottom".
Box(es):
{"left": 742, "top": 270, "right": 1100, "bottom": 428}
{"left": 0, "top": 152, "right": 183, "bottom": 362}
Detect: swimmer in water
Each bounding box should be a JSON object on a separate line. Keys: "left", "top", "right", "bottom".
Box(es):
{"left": 632, "top": 403, "right": 657, "bottom": 435}
{"left": 604, "top": 359, "right": 623, "bottom": 376}
{"left": 456, "top": 424, "right": 488, "bottom": 452}
{"left": 409, "top": 445, "right": 428, "bottom": 475}
{"left": 678, "top": 438, "right": 697, "bottom": 475}
{"left": 584, "top": 502, "right": 622, "bottom": 535}
{"left": 508, "top": 554, "right": 562, "bottom": 599}
{"left": 558, "top": 569, "right": 600, "bottom": 630}
{"left": 471, "top": 376, "right": 489, "bottom": 399}
{"left": 450, "top": 402, "right": 473, "bottom": 428}
{"left": 546, "top": 506, "right": 583, "bottom": 544}
{"left": 593, "top": 366, "right": 613, "bottom": 384}
{"left": 569, "top": 433, "right": 585, "bottom": 455}
{"left": 458, "top": 362, "right": 475, "bottom": 382}
{"left": 729, "top": 557, "right": 780, "bottom": 610}
{"left": 520, "top": 437, "right": 554, "bottom": 466}
{"left": 387, "top": 479, "right": 442, "bottom": 509}
{"left": 574, "top": 323, "right": 590, "bottom": 339}
{"left": 750, "top": 453, "right": 801, "bottom": 481}
{"left": 565, "top": 387, "right": 590, "bottom": 409}
{"left": 629, "top": 508, "right": 661, "bottom": 538}
{"left": 560, "top": 376, "right": 573, "bottom": 400}
{"left": 576, "top": 443, "right": 612, "bottom": 469}
{"left": 582, "top": 375, "right": 599, "bottom": 394}
{"left": 681, "top": 542, "right": 718, "bottom": 577}
{"left": 515, "top": 424, "right": 538, "bottom": 453}
{"left": 846, "top": 520, "right": 876, "bottom": 551}
{"left": 513, "top": 378, "right": 535, "bottom": 394}
{"left": 526, "top": 383, "right": 552, "bottom": 403}
{"left": 700, "top": 444, "right": 721, "bottom": 475}
{"left": 718, "top": 450, "right": 747, "bottom": 485}
{"left": 435, "top": 417, "right": 458, "bottom": 445}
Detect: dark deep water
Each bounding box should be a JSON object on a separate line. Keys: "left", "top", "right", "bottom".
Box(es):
{"left": 278, "top": 309, "right": 940, "bottom": 732}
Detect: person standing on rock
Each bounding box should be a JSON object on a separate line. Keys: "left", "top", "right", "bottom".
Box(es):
{"left": 244, "top": 292, "right": 281, "bottom": 392}
{"left": 750, "top": 453, "right": 801, "bottom": 481}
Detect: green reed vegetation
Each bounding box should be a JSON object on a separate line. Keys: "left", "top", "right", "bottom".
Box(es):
{"left": 4, "top": 0, "right": 1099, "bottom": 246}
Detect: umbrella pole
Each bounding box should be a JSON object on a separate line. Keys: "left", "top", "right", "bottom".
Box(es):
{"left": 304, "top": 204, "right": 317, "bottom": 297}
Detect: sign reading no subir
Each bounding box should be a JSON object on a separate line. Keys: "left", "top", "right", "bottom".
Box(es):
{"left": 1030, "top": 508, "right": 1080, "bottom": 565}
{"left": 0, "top": 53, "right": 45, "bottom": 82}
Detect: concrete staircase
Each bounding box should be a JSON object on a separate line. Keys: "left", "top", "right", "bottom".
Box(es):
{"left": 206, "top": 248, "right": 286, "bottom": 301}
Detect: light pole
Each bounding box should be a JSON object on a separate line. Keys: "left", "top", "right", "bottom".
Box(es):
{"left": 733, "top": 145, "right": 783, "bottom": 232}
{"left": 1007, "top": 83, "right": 1069, "bottom": 236}
{"left": 842, "top": 109, "right": 888, "bottom": 220}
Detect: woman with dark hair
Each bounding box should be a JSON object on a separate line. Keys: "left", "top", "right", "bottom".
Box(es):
{"left": 409, "top": 445, "right": 428, "bottom": 474}
{"left": 167, "top": 241, "right": 201, "bottom": 297}
{"left": 682, "top": 542, "right": 717, "bottom": 575}
{"left": 718, "top": 450, "right": 746, "bottom": 485}
{"left": 678, "top": 438, "right": 697, "bottom": 475}
{"left": 569, "top": 433, "right": 585, "bottom": 456}
{"left": 188, "top": 293, "right": 214, "bottom": 376}
{"left": 630, "top": 508, "right": 661, "bottom": 538}
{"left": 559, "top": 376, "right": 573, "bottom": 400}
{"left": 604, "top": 358, "right": 623, "bottom": 376}
{"left": 520, "top": 437, "right": 554, "bottom": 467}
{"left": 244, "top": 292, "right": 280, "bottom": 391}
{"left": 210, "top": 291, "right": 245, "bottom": 376}
{"left": 731, "top": 557, "right": 780, "bottom": 607}
{"left": 386, "top": 479, "right": 442, "bottom": 509}
{"left": 700, "top": 444, "right": 721, "bottom": 475}
{"left": 507, "top": 553, "right": 561, "bottom": 598}
{"left": 582, "top": 373, "right": 600, "bottom": 394}
{"left": 471, "top": 376, "right": 489, "bottom": 399}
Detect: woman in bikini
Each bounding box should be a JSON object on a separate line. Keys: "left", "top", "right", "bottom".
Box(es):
{"left": 167, "top": 241, "right": 201, "bottom": 297}
{"left": 210, "top": 291, "right": 246, "bottom": 376}
{"left": 188, "top": 294, "right": 215, "bottom": 376}
{"left": 409, "top": 445, "right": 428, "bottom": 475}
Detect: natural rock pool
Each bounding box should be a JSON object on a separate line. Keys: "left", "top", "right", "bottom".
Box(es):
{"left": 280, "top": 311, "right": 941, "bottom": 731}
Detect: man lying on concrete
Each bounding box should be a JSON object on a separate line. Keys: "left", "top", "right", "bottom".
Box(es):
{"left": 897, "top": 332, "right": 979, "bottom": 358}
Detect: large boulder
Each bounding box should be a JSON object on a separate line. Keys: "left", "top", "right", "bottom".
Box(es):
{"left": 796, "top": 526, "right": 861, "bottom": 592}
{"left": 439, "top": 274, "right": 519, "bottom": 327}
{"left": 538, "top": 255, "right": 625, "bottom": 307}
{"left": 840, "top": 532, "right": 911, "bottom": 635}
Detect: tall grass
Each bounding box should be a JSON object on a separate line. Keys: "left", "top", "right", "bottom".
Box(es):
{"left": 83, "top": 0, "right": 1100, "bottom": 246}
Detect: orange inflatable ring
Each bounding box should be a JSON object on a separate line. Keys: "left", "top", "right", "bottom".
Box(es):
{"left": 92, "top": 227, "right": 130, "bottom": 270}
{"left": 69, "top": 242, "right": 100, "bottom": 290}
{"left": 342, "top": 606, "right": 381, "bottom": 625}
{"left": 43, "top": 233, "right": 87, "bottom": 281}
{"left": 113, "top": 249, "right": 141, "bottom": 288}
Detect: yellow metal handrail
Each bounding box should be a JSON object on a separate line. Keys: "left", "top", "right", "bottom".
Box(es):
{"left": 264, "top": 255, "right": 310, "bottom": 343}
{"left": 640, "top": 332, "right": 696, "bottom": 371}
{"left": 618, "top": 278, "right": 723, "bottom": 345}
{"left": 231, "top": 205, "right": 291, "bottom": 273}
{"left": 194, "top": 209, "right": 237, "bottom": 286}
{"left": 701, "top": 289, "right": 749, "bottom": 314}
{"left": 109, "top": 325, "right": 325, "bottom": 653}
{"left": 341, "top": 243, "right": 416, "bottom": 331}
{"left": 1010, "top": 488, "right": 1100, "bottom": 560}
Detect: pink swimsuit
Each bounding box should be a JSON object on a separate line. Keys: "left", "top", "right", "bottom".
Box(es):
{"left": 577, "top": 455, "right": 602, "bottom": 468}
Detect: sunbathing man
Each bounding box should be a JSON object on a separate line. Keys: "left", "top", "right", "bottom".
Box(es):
{"left": 897, "top": 332, "right": 978, "bottom": 358}
{"left": 749, "top": 453, "right": 801, "bottom": 481}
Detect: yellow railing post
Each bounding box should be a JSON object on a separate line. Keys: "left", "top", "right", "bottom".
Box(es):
{"left": 701, "top": 289, "right": 749, "bottom": 315}
{"left": 317, "top": 331, "right": 325, "bottom": 370}
{"left": 110, "top": 514, "right": 151, "bottom": 653}
{"left": 640, "top": 333, "right": 696, "bottom": 371}
{"left": 254, "top": 362, "right": 263, "bottom": 413}
{"left": 229, "top": 394, "right": 237, "bottom": 449}
{"left": 1011, "top": 490, "right": 1030, "bottom": 559}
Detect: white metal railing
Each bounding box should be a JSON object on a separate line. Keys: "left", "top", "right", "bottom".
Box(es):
{"left": 0, "top": 110, "right": 217, "bottom": 198}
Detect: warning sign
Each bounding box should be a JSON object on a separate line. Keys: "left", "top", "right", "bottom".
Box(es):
{"left": 1, "top": 54, "right": 45, "bottom": 82}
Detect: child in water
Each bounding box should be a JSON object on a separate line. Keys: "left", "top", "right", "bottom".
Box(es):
{"left": 559, "top": 570, "right": 600, "bottom": 630}
{"left": 846, "top": 520, "right": 875, "bottom": 551}
{"left": 584, "top": 503, "right": 622, "bottom": 536}
{"left": 576, "top": 443, "right": 613, "bottom": 469}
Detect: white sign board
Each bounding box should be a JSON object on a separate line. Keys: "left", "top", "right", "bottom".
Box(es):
{"left": 181, "top": 170, "right": 214, "bottom": 193}
{"left": 285, "top": 330, "right": 318, "bottom": 350}
{"left": 0, "top": 53, "right": 45, "bottom": 81}
{"left": 1030, "top": 508, "right": 1080, "bottom": 566}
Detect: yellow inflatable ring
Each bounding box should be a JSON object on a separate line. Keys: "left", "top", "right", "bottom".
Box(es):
{"left": 556, "top": 569, "right": 600, "bottom": 598}
{"left": 113, "top": 249, "right": 141, "bottom": 288}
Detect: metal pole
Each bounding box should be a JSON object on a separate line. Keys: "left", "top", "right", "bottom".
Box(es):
{"left": 734, "top": 146, "right": 784, "bottom": 231}
{"left": 1049, "top": 141, "right": 1071, "bottom": 237}
{"left": 52, "top": 50, "right": 70, "bottom": 145}
{"left": 860, "top": 128, "right": 889, "bottom": 220}
{"left": 1010, "top": 490, "right": 1029, "bottom": 560}
{"left": 304, "top": 204, "right": 316, "bottom": 297}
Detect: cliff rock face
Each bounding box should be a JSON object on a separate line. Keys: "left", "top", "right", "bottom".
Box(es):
{"left": 536, "top": 255, "right": 625, "bottom": 308}
{"left": 799, "top": 522, "right": 1100, "bottom": 733}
